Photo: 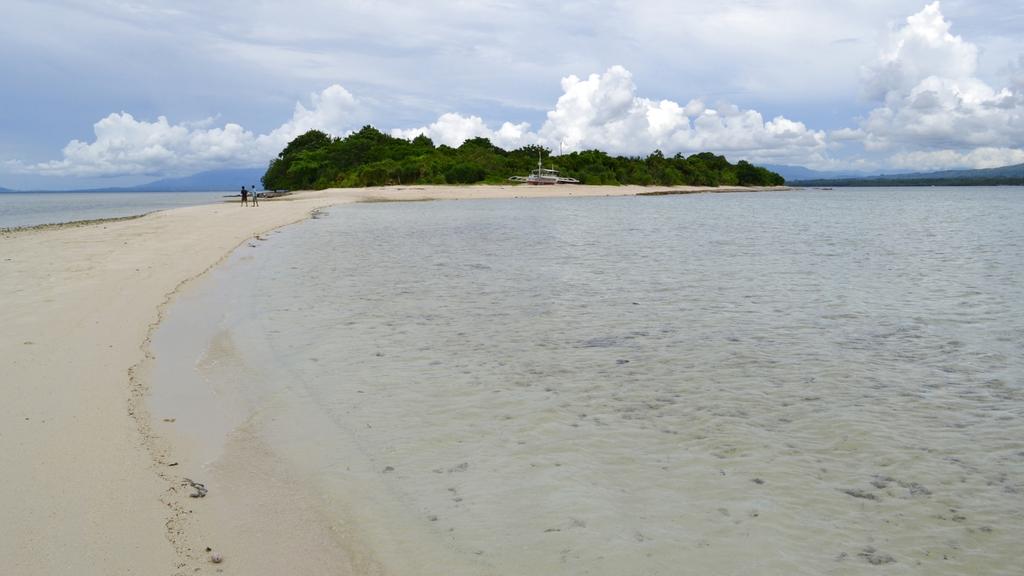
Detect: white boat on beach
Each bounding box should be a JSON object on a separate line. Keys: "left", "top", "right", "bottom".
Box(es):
{"left": 509, "top": 152, "right": 579, "bottom": 185}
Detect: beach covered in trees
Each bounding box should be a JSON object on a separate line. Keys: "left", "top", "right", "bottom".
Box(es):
{"left": 262, "top": 127, "right": 785, "bottom": 190}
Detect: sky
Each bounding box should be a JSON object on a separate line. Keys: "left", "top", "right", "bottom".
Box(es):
{"left": 2, "top": 0, "right": 1023, "bottom": 189}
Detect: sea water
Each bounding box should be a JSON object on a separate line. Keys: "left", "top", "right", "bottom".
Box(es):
{"left": 152, "top": 187, "right": 1024, "bottom": 575}
{"left": 0, "top": 190, "right": 231, "bottom": 229}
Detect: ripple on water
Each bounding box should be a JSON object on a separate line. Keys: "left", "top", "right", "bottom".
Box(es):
{"left": 207, "top": 189, "right": 1024, "bottom": 575}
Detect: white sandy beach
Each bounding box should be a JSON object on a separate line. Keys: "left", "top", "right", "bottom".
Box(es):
{"left": 0, "top": 184, "right": 786, "bottom": 575}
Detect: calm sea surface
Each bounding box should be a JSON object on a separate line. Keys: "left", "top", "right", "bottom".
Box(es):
{"left": 0, "top": 190, "right": 232, "bottom": 228}
{"left": 154, "top": 187, "right": 1024, "bottom": 575}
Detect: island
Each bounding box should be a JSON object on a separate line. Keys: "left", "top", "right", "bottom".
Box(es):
{"left": 261, "top": 127, "right": 785, "bottom": 191}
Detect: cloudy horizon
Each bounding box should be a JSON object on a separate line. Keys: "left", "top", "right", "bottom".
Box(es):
{"left": 3, "top": 0, "right": 1023, "bottom": 189}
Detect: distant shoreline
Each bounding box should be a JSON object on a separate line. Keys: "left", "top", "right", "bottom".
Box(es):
{"left": 0, "top": 188, "right": 248, "bottom": 194}
{"left": 791, "top": 178, "right": 1024, "bottom": 187}
{"left": 637, "top": 186, "right": 793, "bottom": 196}
{"left": 10, "top": 181, "right": 1021, "bottom": 234}
{"left": 0, "top": 184, "right": 786, "bottom": 233}
{"left": 0, "top": 191, "right": 241, "bottom": 232}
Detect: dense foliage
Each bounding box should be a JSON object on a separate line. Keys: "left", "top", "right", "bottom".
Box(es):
{"left": 261, "top": 126, "right": 785, "bottom": 190}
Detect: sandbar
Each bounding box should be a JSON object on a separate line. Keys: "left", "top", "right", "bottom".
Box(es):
{"left": 0, "top": 184, "right": 787, "bottom": 574}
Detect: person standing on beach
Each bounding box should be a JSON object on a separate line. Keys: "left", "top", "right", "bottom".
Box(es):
{"left": 240, "top": 186, "right": 249, "bottom": 206}
{"left": 251, "top": 184, "right": 259, "bottom": 207}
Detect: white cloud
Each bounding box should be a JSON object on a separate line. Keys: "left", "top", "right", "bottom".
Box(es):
{"left": 1007, "top": 55, "right": 1024, "bottom": 96}
{"left": 862, "top": 2, "right": 977, "bottom": 100}
{"left": 396, "top": 65, "right": 827, "bottom": 165}
{"left": 33, "top": 64, "right": 830, "bottom": 179}
{"left": 20, "top": 3, "right": 1024, "bottom": 180}
{"left": 544, "top": 66, "right": 827, "bottom": 163}
{"left": 889, "top": 147, "right": 1024, "bottom": 171}
{"left": 850, "top": 2, "right": 1023, "bottom": 167}
{"left": 28, "top": 85, "right": 359, "bottom": 177}
{"left": 257, "top": 84, "right": 357, "bottom": 151}
{"left": 391, "top": 114, "right": 536, "bottom": 149}
{"left": 8, "top": 0, "right": 1024, "bottom": 187}
{"left": 829, "top": 127, "right": 866, "bottom": 142}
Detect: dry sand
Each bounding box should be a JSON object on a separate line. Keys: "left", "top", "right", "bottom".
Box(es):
{"left": 0, "top": 184, "right": 787, "bottom": 575}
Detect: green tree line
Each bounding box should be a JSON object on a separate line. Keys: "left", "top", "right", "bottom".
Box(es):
{"left": 261, "top": 126, "right": 785, "bottom": 190}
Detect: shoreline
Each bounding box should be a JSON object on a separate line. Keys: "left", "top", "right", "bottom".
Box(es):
{"left": 0, "top": 184, "right": 786, "bottom": 574}
{"left": 0, "top": 184, "right": 791, "bottom": 235}
{"left": 0, "top": 190, "right": 237, "bottom": 234}
{"left": 0, "top": 189, "right": 348, "bottom": 575}
{"left": 0, "top": 213, "right": 151, "bottom": 236}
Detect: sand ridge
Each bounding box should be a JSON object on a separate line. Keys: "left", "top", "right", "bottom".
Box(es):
{"left": 1, "top": 191, "right": 345, "bottom": 575}
{"left": 0, "top": 184, "right": 785, "bottom": 574}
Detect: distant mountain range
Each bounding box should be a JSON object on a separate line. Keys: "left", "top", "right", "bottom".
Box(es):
{"left": 0, "top": 168, "right": 266, "bottom": 193}
{"left": 122, "top": 168, "right": 266, "bottom": 192}
{"left": 858, "top": 163, "right": 1024, "bottom": 181}
{"left": 780, "top": 162, "right": 1024, "bottom": 186}
{"left": 762, "top": 165, "right": 893, "bottom": 181}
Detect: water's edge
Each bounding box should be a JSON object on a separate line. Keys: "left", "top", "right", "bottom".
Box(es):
{"left": 146, "top": 216, "right": 515, "bottom": 575}
{"left": 147, "top": 189, "right": 1024, "bottom": 575}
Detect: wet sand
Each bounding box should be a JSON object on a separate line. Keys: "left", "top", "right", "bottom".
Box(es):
{"left": 0, "top": 184, "right": 786, "bottom": 574}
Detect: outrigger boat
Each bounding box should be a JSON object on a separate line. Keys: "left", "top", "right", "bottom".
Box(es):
{"left": 509, "top": 152, "right": 579, "bottom": 185}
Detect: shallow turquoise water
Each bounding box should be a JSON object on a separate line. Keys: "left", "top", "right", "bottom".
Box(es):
{"left": 156, "top": 187, "right": 1024, "bottom": 575}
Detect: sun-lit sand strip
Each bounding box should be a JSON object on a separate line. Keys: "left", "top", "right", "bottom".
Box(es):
{"left": 0, "top": 184, "right": 784, "bottom": 574}
{"left": 0, "top": 189, "right": 348, "bottom": 575}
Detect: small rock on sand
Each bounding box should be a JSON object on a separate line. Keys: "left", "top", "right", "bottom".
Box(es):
{"left": 858, "top": 547, "right": 895, "bottom": 565}
{"left": 448, "top": 462, "right": 469, "bottom": 473}
{"left": 842, "top": 488, "right": 878, "bottom": 500}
